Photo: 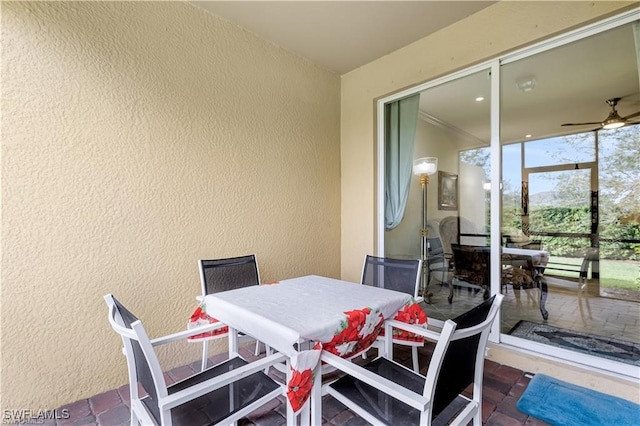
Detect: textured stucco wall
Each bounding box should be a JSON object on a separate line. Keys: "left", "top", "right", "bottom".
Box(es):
{"left": 340, "top": 0, "right": 638, "bottom": 398}
{"left": 1, "top": 1, "right": 340, "bottom": 411}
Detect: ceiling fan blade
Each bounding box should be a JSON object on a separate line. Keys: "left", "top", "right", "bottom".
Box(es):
{"left": 561, "top": 121, "right": 602, "bottom": 126}
{"left": 622, "top": 110, "right": 640, "bottom": 120}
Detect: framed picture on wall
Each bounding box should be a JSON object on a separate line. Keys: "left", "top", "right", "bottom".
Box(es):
{"left": 438, "top": 171, "right": 458, "bottom": 210}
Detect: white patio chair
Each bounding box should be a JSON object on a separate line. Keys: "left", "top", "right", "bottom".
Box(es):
{"left": 322, "top": 294, "right": 503, "bottom": 426}
{"left": 361, "top": 255, "right": 424, "bottom": 372}
{"left": 196, "top": 254, "right": 269, "bottom": 371}
{"left": 104, "top": 294, "right": 285, "bottom": 426}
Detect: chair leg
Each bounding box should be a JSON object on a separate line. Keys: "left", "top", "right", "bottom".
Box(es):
{"left": 473, "top": 406, "right": 482, "bottom": 425}
{"left": 412, "top": 346, "right": 419, "bottom": 372}
{"left": 201, "top": 341, "right": 208, "bottom": 371}
{"left": 254, "top": 340, "right": 261, "bottom": 356}
{"left": 263, "top": 344, "right": 273, "bottom": 374}
{"left": 578, "top": 278, "right": 593, "bottom": 320}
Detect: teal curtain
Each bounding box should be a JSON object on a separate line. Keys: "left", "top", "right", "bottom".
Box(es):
{"left": 385, "top": 94, "right": 420, "bottom": 230}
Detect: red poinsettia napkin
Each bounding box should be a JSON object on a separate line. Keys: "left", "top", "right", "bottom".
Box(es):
{"left": 379, "top": 298, "right": 428, "bottom": 342}
{"left": 322, "top": 307, "right": 385, "bottom": 358}
{"left": 187, "top": 304, "right": 229, "bottom": 341}
{"left": 287, "top": 306, "right": 386, "bottom": 413}
{"left": 187, "top": 281, "right": 280, "bottom": 341}
{"left": 287, "top": 342, "right": 322, "bottom": 412}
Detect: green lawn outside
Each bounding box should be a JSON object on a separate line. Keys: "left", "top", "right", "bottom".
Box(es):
{"left": 546, "top": 256, "right": 640, "bottom": 290}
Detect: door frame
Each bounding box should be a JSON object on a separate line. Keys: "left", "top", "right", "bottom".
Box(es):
{"left": 375, "top": 8, "right": 639, "bottom": 379}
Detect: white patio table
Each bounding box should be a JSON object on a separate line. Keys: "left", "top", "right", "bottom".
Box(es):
{"left": 191, "top": 275, "right": 415, "bottom": 425}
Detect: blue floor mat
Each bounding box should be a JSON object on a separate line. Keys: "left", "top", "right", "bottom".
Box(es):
{"left": 517, "top": 374, "right": 640, "bottom": 426}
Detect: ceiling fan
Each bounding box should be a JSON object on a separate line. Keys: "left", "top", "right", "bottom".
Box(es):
{"left": 561, "top": 97, "right": 640, "bottom": 130}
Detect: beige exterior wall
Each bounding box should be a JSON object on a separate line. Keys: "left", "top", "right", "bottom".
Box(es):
{"left": 340, "top": 0, "right": 638, "bottom": 400}
{"left": 487, "top": 343, "right": 640, "bottom": 402}
{"left": 1, "top": 1, "right": 340, "bottom": 411}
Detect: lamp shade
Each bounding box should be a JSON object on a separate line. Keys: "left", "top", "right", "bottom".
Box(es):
{"left": 413, "top": 157, "right": 438, "bottom": 176}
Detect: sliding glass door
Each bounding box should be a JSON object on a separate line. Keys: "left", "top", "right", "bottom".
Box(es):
{"left": 378, "top": 10, "right": 639, "bottom": 376}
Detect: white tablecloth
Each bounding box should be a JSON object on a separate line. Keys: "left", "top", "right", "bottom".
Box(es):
{"left": 198, "top": 275, "right": 414, "bottom": 413}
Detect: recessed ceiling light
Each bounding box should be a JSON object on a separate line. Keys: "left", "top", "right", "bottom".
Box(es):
{"left": 525, "top": 134, "right": 532, "bottom": 138}
{"left": 475, "top": 96, "right": 484, "bottom": 102}
{"left": 516, "top": 76, "right": 537, "bottom": 92}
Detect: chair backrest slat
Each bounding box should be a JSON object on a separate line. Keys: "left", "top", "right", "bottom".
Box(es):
{"left": 361, "top": 255, "right": 422, "bottom": 298}
{"left": 105, "top": 295, "right": 166, "bottom": 423}
{"left": 199, "top": 254, "right": 260, "bottom": 295}
{"left": 427, "top": 237, "right": 444, "bottom": 258}
{"left": 426, "top": 294, "right": 501, "bottom": 419}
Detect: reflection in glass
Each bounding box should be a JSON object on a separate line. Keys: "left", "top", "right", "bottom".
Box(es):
{"left": 524, "top": 135, "right": 594, "bottom": 168}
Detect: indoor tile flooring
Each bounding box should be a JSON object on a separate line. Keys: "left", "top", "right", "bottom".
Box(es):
{"left": 425, "top": 279, "right": 640, "bottom": 344}
{"left": 17, "top": 344, "right": 549, "bottom": 426}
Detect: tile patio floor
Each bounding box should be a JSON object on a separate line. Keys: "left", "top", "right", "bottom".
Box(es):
{"left": 28, "top": 344, "right": 550, "bottom": 426}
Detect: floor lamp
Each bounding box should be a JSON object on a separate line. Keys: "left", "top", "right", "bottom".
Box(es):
{"left": 413, "top": 157, "right": 438, "bottom": 302}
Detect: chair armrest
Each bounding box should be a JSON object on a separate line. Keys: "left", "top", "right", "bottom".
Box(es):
{"left": 321, "top": 351, "right": 428, "bottom": 411}
{"left": 160, "top": 352, "right": 287, "bottom": 410}
{"left": 385, "top": 319, "right": 442, "bottom": 342}
{"left": 150, "top": 322, "right": 227, "bottom": 346}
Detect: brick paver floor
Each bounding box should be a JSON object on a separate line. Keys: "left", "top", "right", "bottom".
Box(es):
{"left": 21, "top": 343, "right": 550, "bottom": 425}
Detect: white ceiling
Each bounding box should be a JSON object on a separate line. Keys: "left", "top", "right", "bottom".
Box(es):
{"left": 192, "top": 2, "right": 640, "bottom": 145}
{"left": 420, "top": 20, "right": 640, "bottom": 146}
{"left": 192, "top": 1, "right": 495, "bottom": 74}
{"left": 420, "top": 21, "right": 640, "bottom": 145}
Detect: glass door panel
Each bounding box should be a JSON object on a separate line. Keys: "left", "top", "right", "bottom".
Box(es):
{"left": 597, "top": 125, "right": 640, "bottom": 302}
{"left": 384, "top": 68, "right": 492, "bottom": 319}
{"left": 527, "top": 169, "right": 592, "bottom": 235}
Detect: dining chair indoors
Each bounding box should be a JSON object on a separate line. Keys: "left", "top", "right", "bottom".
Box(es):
{"left": 322, "top": 294, "right": 504, "bottom": 426}
{"left": 427, "top": 237, "right": 450, "bottom": 293}
{"left": 448, "top": 244, "right": 491, "bottom": 304}
{"left": 196, "top": 254, "right": 269, "bottom": 371}
{"left": 501, "top": 254, "right": 540, "bottom": 301}
{"left": 543, "top": 247, "right": 598, "bottom": 319}
{"left": 104, "top": 294, "right": 285, "bottom": 426}
{"left": 361, "top": 255, "right": 424, "bottom": 372}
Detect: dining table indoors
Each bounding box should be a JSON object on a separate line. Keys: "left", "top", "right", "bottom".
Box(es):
{"left": 502, "top": 246, "right": 550, "bottom": 320}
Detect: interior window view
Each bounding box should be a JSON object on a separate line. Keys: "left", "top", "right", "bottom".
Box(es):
{"left": 384, "top": 20, "right": 640, "bottom": 372}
